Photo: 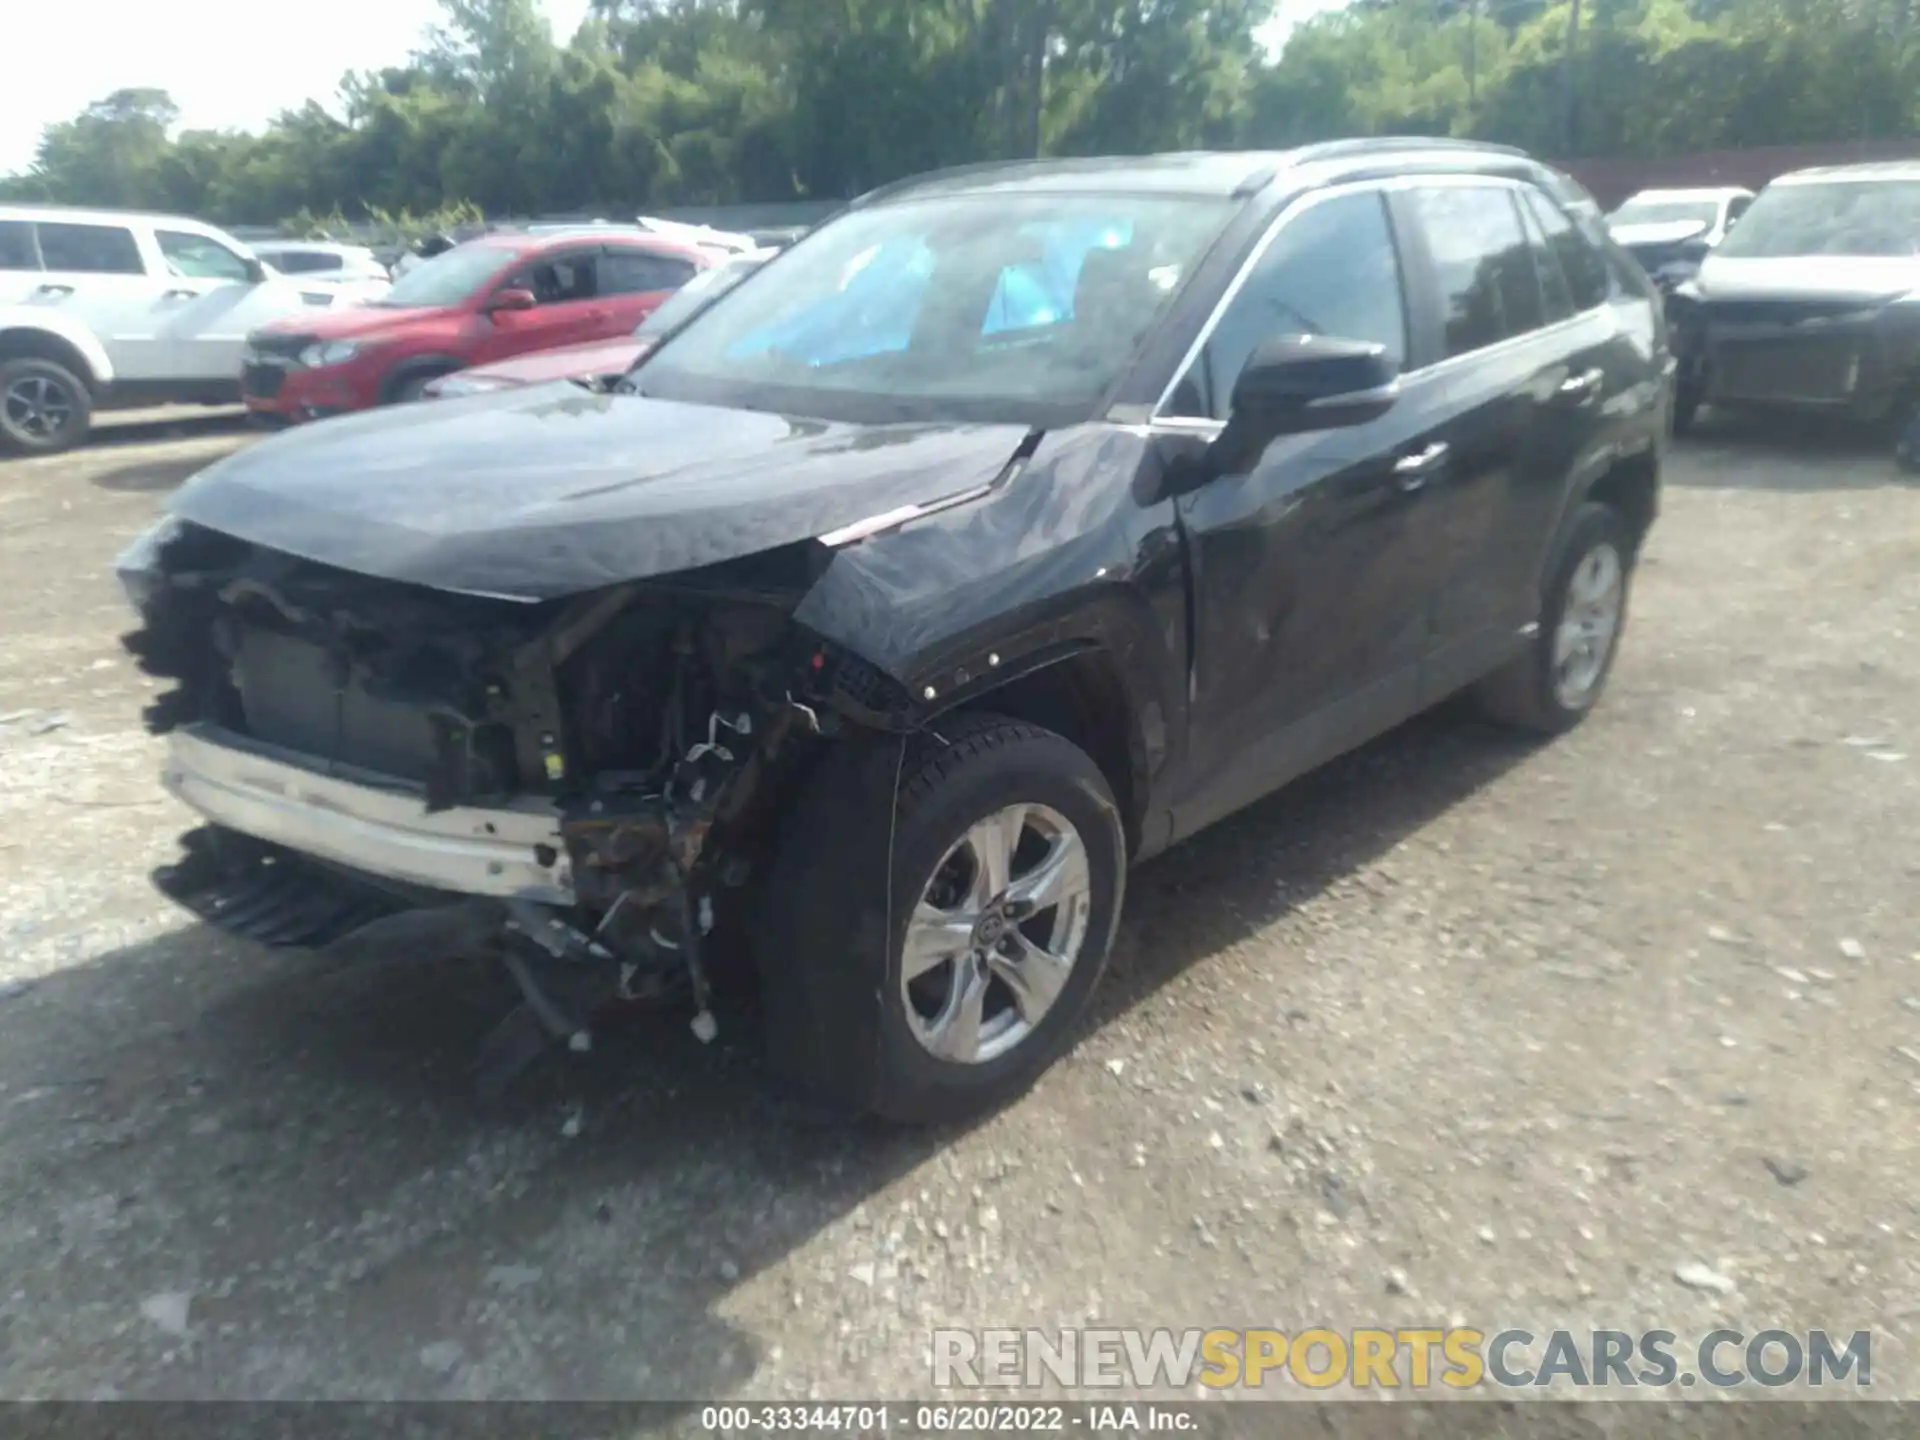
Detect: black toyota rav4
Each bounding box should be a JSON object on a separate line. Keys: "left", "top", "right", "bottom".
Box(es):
{"left": 118, "top": 140, "right": 1669, "bottom": 1121}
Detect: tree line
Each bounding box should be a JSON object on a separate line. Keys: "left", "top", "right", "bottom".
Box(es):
{"left": 4, "top": 0, "right": 1918, "bottom": 230}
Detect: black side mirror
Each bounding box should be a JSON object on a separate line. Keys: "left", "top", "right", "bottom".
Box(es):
{"left": 1210, "top": 334, "right": 1399, "bottom": 475}
{"left": 243, "top": 257, "right": 268, "bottom": 284}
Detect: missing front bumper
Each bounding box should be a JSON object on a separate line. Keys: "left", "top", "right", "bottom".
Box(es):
{"left": 160, "top": 723, "right": 574, "bottom": 905}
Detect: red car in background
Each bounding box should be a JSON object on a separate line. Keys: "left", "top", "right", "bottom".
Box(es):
{"left": 423, "top": 247, "right": 776, "bottom": 400}
{"left": 240, "top": 230, "right": 713, "bottom": 422}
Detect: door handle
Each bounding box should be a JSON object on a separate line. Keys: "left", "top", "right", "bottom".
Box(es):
{"left": 1555, "top": 367, "right": 1604, "bottom": 404}
{"left": 162, "top": 288, "right": 199, "bottom": 300}
{"left": 1391, "top": 441, "right": 1450, "bottom": 491}
{"left": 33, "top": 283, "right": 73, "bottom": 298}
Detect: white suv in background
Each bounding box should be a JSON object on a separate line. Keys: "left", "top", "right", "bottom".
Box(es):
{"left": 0, "top": 205, "right": 343, "bottom": 455}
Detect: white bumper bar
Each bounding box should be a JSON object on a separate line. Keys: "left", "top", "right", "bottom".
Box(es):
{"left": 161, "top": 724, "right": 573, "bottom": 905}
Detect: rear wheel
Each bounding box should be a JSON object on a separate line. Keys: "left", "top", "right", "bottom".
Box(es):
{"left": 0, "top": 357, "right": 92, "bottom": 456}
{"left": 385, "top": 369, "right": 449, "bottom": 405}
{"left": 1474, "top": 503, "right": 1633, "bottom": 735}
{"left": 1893, "top": 397, "right": 1920, "bottom": 476}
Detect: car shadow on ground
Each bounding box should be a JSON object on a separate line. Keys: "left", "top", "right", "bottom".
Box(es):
{"left": 1671, "top": 408, "right": 1914, "bottom": 490}
{"left": 0, "top": 706, "right": 1535, "bottom": 1406}
{"left": 84, "top": 412, "right": 255, "bottom": 493}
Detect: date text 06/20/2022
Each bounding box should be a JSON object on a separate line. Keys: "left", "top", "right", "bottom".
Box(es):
{"left": 700, "top": 1403, "right": 1196, "bottom": 1433}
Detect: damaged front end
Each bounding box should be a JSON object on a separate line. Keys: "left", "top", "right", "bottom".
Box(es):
{"left": 119, "top": 518, "right": 915, "bottom": 1089}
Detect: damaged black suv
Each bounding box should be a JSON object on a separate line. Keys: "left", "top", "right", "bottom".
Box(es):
{"left": 118, "top": 140, "right": 1668, "bottom": 1121}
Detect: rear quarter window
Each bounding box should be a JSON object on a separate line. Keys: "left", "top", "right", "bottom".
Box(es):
{"left": 36, "top": 221, "right": 145, "bottom": 275}
{"left": 270, "top": 251, "right": 343, "bottom": 274}
{"left": 1520, "top": 189, "right": 1610, "bottom": 311}
{"left": 600, "top": 250, "right": 699, "bottom": 294}
{"left": 0, "top": 220, "right": 37, "bottom": 270}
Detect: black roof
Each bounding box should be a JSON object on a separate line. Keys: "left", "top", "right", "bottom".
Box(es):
{"left": 851, "top": 138, "right": 1544, "bottom": 209}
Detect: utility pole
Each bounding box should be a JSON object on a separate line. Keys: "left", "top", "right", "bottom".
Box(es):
{"left": 1467, "top": 0, "right": 1478, "bottom": 121}
{"left": 1562, "top": 0, "right": 1582, "bottom": 154}
{"left": 1027, "top": 0, "right": 1052, "bottom": 158}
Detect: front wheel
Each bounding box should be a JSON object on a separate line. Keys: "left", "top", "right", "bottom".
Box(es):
{"left": 0, "top": 357, "right": 92, "bottom": 456}
{"left": 1671, "top": 378, "right": 1703, "bottom": 436}
{"left": 757, "top": 714, "right": 1125, "bottom": 1123}
{"left": 1893, "top": 403, "right": 1920, "bottom": 476}
{"left": 1474, "top": 503, "right": 1633, "bottom": 735}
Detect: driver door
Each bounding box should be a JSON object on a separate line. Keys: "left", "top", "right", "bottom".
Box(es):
{"left": 145, "top": 228, "right": 314, "bottom": 384}
{"left": 471, "top": 248, "right": 609, "bottom": 363}
{"left": 1164, "top": 186, "right": 1456, "bottom": 840}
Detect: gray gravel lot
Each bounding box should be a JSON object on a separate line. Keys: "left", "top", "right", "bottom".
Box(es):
{"left": 0, "top": 407, "right": 1915, "bottom": 1405}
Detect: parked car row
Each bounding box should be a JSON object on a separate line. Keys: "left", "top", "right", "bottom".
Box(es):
{"left": 419, "top": 246, "right": 778, "bottom": 399}
{"left": 1609, "top": 163, "right": 1920, "bottom": 469}
{"left": 117, "top": 138, "right": 1672, "bottom": 1120}
{"left": 0, "top": 206, "right": 783, "bottom": 455}
{"left": 0, "top": 205, "right": 352, "bottom": 452}
{"left": 238, "top": 227, "right": 724, "bottom": 421}
{"left": 1605, "top": 185, "right": 1753, "bottom": 293}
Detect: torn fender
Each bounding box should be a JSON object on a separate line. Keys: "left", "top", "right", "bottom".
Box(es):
{"left": 795, "top": 425, "right": 1191, "bottom": 808}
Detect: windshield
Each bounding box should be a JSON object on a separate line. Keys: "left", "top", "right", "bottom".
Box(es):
{"left": 635, "top": 192, "right": 1236, "bottom": 425}
{"left": 375, "top": 242, "right": 516, "bottom": 306}
{"left": 1609, "top": 198, "right": 1719, "bottom": 229}
{"left": 1716, "top": 180, "right": 1920, "bottom": 258}
{"left": 634, "top": 255, "right": 766, "bottom": 337}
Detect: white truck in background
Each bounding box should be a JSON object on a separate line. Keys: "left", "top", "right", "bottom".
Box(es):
{"left": 0, "top": 204, "right": 345, "bottom": 455}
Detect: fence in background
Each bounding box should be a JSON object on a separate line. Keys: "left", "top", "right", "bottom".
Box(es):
{"left": 236, "top": 142, "right": 1920, "bottom": 245}
{"left": 1559, "top": 140, "right": 1920, "bottom": 209}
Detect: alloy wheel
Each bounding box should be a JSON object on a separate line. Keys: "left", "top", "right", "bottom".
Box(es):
{"left": 1551, "top": 540, "right": 1624, "bottom": 709}
{"left": 900, "top": 802, "right": 1093, "bottom": 1065}
{"left": 3, "top": 372, "right": 75, "bottom": 442}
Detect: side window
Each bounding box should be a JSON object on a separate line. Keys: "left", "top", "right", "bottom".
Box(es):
{"left": 600, "top": 250, "right": 698, "bottom": 295}
{"left": 36, "top": 222, "right": 145, "bottom": 275}
{"left": 0, "top": 220, "right": 37, "bottom": 271}
{"left": 1519, "top": 196, "right": 1574, "bottom": 325}
{"left": 509, "top": 251, "right": 598, "bottom": 305}
{"left": 1521, "top": 189, "right": 1609, "bottom": 312}
{"left": 156, "top": 230, "right": 253, "bottom": 282}
{"left": 270, "top": 251, "right": 341, "bottom": 274}
{"left": 1165, "top": 190, "right": 1406, "bottom": 420}
{"left": 1407, "top": 185, "right": 1543, "bottom": 359}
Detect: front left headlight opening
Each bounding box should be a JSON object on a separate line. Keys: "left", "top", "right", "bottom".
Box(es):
{"left": 297, "top": 340, "right": 362, "bottom": 367}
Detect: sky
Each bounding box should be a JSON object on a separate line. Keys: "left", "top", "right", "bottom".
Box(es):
{"left": 3, "top": 0, "right": 1337, "bottom": 180}
{"left": 0, "top": 0, "right": 595, "bottom": 176}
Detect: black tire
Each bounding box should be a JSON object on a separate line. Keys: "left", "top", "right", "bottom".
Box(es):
{"left": 0, "top": 356, "right": 92, "bottom": 456}
{"left": 1474, "top": 502, "right": 1634, "bottom": 735}
{"left": 1671, "top": 379, "right": 1702, "bottom": 436}
{"left": 385, "top": 369, "right": 448, "bottom": 405}
{"left": 1892, "top": 400, "right": 1920, "bottom": 475}
{"left": 755, "top": 713, "right": 1125, "bottom": 1124}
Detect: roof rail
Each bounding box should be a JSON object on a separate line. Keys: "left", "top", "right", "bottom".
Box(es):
{"left": 1288, "top": 136, "right": 1528, "bottom": 165}
{"left": 847, "top": 158, "right": 1053, "bottom": 210}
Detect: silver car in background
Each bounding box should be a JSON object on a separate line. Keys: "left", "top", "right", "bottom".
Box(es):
{"left": 251, "top": 241, "right": 392, "bottom": 305}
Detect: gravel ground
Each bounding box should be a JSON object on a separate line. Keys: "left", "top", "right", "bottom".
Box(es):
{"left": 0, "top": 406, "right": 1915, "bottom": 1406}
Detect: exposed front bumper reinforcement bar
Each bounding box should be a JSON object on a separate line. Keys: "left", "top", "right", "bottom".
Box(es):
{"left": 160, "top": 723, "right": 575, "bottom": 906}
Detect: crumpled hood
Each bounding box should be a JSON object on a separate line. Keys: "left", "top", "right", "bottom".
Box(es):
{"left": 1696, "top": 254, "right": 1919, "bottom": 306}
{"left": 166, "top": 384, "right": 1031, "bottom": 601}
